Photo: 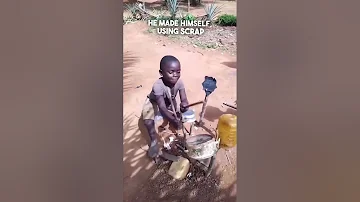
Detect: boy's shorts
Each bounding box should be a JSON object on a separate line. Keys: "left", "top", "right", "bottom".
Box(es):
{"left": 142, "top": 97, "right": 161, "bottom": 120}
{"left": 142, "top": 98, "right": 180, "bottom": 133}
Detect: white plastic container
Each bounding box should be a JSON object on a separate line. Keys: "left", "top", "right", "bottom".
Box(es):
{"left": 168, "top": 156, "right": 190, "bottom": 180}
{"left": 182, "top": 109, "right": 196, "bottom": 123}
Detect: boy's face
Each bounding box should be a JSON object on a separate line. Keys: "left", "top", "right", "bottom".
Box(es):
{"left": 160, "top": 61, "right": 181, "bottom": 85}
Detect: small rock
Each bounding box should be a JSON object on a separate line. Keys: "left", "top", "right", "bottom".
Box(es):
{"left": 219, "top": 39, "right": 224, "bottom": 45}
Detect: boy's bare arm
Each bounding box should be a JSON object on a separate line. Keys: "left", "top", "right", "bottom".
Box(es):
{"left": 155, "top": 95, "right": 177, "bottom": 123}
{"left": 179, "top": 89, "right": 189, "bottom": 112}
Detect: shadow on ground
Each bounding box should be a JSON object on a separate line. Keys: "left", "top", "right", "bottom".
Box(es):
{"left": 129, "top": 163, "right": 237, "bottom": 202}
{"left": 221, "top": 61, "right": 237, "bottom": 69}
{"left": 123, "top": 111, "right": 237, "bottom": 202}
{"left": 124, "top": 51, "right": 139, "bottom": 93}
{"left": 123, "top": 112, "right": 156, "bottom": 200}
{"left": 202, "top": 105, "right": 236, "bottom": 122}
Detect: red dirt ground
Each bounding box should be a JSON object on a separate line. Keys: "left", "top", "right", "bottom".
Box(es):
{"left": 123, "top": 19, "right": 237, "bottom": 201}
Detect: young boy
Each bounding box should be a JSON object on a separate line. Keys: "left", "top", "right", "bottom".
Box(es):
{"left": 142, "top": 55, "right": 189, "bottom": 158}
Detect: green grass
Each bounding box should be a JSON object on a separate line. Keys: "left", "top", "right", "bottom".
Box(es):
{"left": 216, "top": 14, "right": 236, "bottom": 26}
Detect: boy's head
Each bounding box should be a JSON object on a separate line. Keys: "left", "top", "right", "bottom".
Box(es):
{"left": 159, "top": 55, "right": 181, "bottom": 85}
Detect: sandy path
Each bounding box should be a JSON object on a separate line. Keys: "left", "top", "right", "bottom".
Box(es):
{"left": 123, "top": 22, "right": 237, "bottom": 201}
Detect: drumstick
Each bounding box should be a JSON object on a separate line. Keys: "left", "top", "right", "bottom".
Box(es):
{"left": 223, "top": 102, "right": 237, "bottom": 110}
{"left": 183, "top": 101, "right": 203, "bottom": 108}
{"left": 168, "top": 101, "right": 204, "bottom": 116}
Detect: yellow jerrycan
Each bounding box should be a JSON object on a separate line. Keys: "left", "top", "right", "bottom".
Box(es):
{"left": 217, "top": 114, "right": 237, "bottom": 148}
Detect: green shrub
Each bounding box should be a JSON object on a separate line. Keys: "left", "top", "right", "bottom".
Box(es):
{"left": 167, "top": 0, "right": 179, "bottom": 19}
{"left": 204, "top": 3, "right": 222, "bottom": 22}
{"left": 150, "top": 15, "right": 173, "bottom": 21}
{"left": 216, "top": 14, "right": 236, "bottom": 26}
{"left": 125, "top": 3, "right": 138, "bottom": 16}
{"left": 183, "top": 13, "right": 196, "bottom": 21}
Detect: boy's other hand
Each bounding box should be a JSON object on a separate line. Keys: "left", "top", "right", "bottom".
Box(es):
{"left": 180, "top": 102, "right": 189, "bottom": 113}
{"left": 170, "top": 119, "right": 182, "bottom": 130}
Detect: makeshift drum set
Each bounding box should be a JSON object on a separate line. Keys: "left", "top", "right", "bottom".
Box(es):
{"left": 154, "top": 76, "right": 222, "bottom": 178}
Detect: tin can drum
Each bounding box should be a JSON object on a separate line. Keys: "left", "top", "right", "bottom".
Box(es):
{"left": 185, "top": 134, "right": 219, "bottom": 160}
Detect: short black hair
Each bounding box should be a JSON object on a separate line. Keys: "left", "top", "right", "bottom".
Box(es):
{"left": 160, "top": 55, "right": 180, "bottom": 71}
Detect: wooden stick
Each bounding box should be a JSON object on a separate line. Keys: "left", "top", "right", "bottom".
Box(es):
{"left": 197, "top": 95, "right": 209, "bottom": 125}
{"left": 213, "top": 127, "right": 218, "bottom": 140}
{"left": 183, "top": 100, "right": 203, "bottom": 108}
{"left": 187, "top": 0, "right": 190, "bottom": 12}
{"left": 223, "top": 102, "right": 237, "bottom": 110}
{"left": 225, "top": 150, "right": 232, "bottom": 165}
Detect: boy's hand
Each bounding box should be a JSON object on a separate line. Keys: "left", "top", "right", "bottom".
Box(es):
{"left": 180, "top": 102, "right": 189, "bottom": 113}
{"left": 170, "top": 119, "right": 182, "bottom": 130}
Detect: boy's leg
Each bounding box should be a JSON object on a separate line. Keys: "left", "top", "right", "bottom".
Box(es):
{"left": 142, "top": 98, "right": 160, "bottom": 158}
{"left": 143, "top": 120, "right": 157, "bottom": 142}
{"left": 143, "top": 119, "right": 159, "bottom": 158}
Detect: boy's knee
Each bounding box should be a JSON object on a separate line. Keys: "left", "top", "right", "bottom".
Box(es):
{"left": 144, "top": 119, "right": 157, "bottom": 141}
{"left": 144, "top": 119, "right": 156, "bottom": 133}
